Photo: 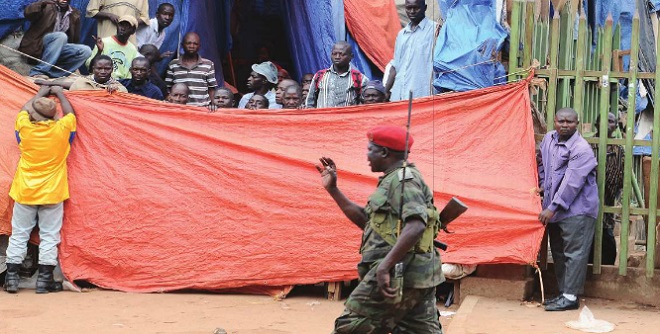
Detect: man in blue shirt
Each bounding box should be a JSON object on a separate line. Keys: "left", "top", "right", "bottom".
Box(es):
{"left": 120, "top": 57, "right": 164, "bottom": 101}
{"left": 385, "top": 0, "right": 438, "bottom": 101}
{"left": 538, "top": 108, "right": 599, "bottom": 311}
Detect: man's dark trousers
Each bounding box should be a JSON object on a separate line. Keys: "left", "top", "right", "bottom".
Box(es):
{"left": 548, "top": 215, "right": 596, "bottom": 296}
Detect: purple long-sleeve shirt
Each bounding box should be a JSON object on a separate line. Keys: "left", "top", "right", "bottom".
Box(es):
{"left": 538, "top": 130, "right": 599, "bottom": 223}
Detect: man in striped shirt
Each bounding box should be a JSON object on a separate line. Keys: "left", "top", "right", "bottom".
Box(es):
{"left": 305, "top": 41, "right": 369, "bottom": 109}
{"left": 165, "top": 32, "right": 218, "bottom": 107}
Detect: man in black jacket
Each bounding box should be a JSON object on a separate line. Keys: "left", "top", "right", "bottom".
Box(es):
{"left": 19, "top": 0, "right": 92, "bottom": 78}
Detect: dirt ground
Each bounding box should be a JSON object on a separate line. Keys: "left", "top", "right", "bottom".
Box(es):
{"left": 0, "top": 285, "right": 457, "bottom": 334}
{"left": 450, "top": 296, "right": 660, "bottom": 334}
{"left": 0, "top": 287, "right": 657, "bottom": 334}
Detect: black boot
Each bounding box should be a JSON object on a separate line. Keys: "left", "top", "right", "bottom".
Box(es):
{"left": 4, "top": 263, "right": 21, "bottom": 293}
{"left": 35, "top": 265, "right": 63, "bottom": 294}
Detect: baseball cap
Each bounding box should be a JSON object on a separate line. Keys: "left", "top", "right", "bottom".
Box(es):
{"left": 118, "top": 15, "right": 138, "bottom": 28}
{"left": 251, "top": 61, "right": 278, "bottom": 84}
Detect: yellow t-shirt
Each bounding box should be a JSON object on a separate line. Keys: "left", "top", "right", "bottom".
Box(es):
{"left": 9, "top": 111, "right": 77, "bottom": 205}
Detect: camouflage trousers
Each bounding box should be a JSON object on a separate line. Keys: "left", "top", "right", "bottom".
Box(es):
{"left": 332, "top": 279, "right": 442, "bottom": 334}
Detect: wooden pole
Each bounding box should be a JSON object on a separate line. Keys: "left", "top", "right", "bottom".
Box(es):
{"left": 546, "top": 9, "right": 560, "bottom": 125}
{"left": 620, "top": 11, "right": 640, "bottom": 275}
{"left": 572, "top": 10, "right": 587, "bottom": 127}
{"left": 594, "top": 15, "right": 613, "bottom": 274}
{"left": 648, "top": 5, "right": 660, "bottom": 277}
{"left": 509, "top": 0, "right": 523, "bottom": 82}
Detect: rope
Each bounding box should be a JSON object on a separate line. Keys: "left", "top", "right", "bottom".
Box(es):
{"left": 0, "top": 43, "right": 106, "bottom": 88}
{"left": 493, "top": 67, "right": 532, "bottom": 81}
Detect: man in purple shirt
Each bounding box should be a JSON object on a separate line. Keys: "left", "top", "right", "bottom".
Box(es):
{"left": 537, "top": 108, "right": 599, "bottom": 311}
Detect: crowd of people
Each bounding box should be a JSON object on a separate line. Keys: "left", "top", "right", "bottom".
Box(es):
{"left": 17, "top": 0, "right": 436, "bottom": 112}
{"left": 3, "top": 0, "right": 619, "bottom": 332}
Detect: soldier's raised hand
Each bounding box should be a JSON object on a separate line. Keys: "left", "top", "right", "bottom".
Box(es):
{"left": 316, "top": 157, "right": 338, "bottom": 190}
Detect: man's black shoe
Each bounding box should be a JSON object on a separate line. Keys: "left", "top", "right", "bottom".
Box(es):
{"left": 542, "top": 295, "right": 562, "bottom": 306}
{"left": 544, "top": 296, "right": 579, "bottom": 311}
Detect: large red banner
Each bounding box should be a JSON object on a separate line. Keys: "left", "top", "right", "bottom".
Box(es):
{"left": 0, "top": 66, "right": 543, "bottom": 293}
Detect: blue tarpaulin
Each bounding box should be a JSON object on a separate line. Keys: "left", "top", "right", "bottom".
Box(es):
{"left": 649, "top": 0, "right": 660, "bottom": 12}
{"left": 1, "top": 0, "right": 377, "bottom": 85}
{"left": 281, "top": 0, "right": 373, "bottom": 81}
{"left": 433, "top": 0, "right": 507, "bottom": 92}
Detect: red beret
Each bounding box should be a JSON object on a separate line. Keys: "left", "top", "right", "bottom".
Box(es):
{"left": 367, "top": 126, "right": 413, "bottom": 152}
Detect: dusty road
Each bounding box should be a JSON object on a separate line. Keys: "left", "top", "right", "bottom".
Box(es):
{"left": 1, "top": 287, "right": 657, "bottom": 334}
{"left": 0, "top": 288, "right": 347, "bottom": 334}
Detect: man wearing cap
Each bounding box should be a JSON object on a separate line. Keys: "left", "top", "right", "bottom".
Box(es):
{"left": 362, "top": 80, "right": 388, "bottom": 104}
{"left": 238, "top": 61, "right": 279, "bottom": 109}
{"left": 87, "top": 0, "right": 149, "bottom": 45}
{"left": 165, "top": 32, "right": 218, "bottom": 107}
{"left": 386, "top": 0, "right": 438, "bottom": 101}
{"left": 19, "top": 0, "right": 92, "bottom": 79}
{"left": 86, "top": 15, "right": 140, "bottom": 80}
{"left": 4, "top": 86, "right": 77, "bottom": 294}
{"left": 316, "top": 126, "right": 443, "bottom": 333}
{"left": 306, "top": 41, "right": 369, "bottom": 108}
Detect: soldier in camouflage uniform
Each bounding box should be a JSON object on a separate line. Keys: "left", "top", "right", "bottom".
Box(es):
{"left": 316, "top": 126, "right": 444, "bottom": 334}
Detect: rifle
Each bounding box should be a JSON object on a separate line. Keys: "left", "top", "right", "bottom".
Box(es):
{"left": 433, "top": 197, "right": 468, "bottom": 251}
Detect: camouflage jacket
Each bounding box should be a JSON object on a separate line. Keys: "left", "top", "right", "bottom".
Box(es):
{"left": 358, "top": 164, "right": 444, "bottom": 288}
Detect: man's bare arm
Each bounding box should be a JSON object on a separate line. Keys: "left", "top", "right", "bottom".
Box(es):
{"left": 34, "top": 78, "right": 75, "bottom": 90}
{"left": 50, "top": 87, "right": 75, "bottom": 116}
{"left": 384, "top": 66, "right": 396, "bottom": 95}
{"left": 22, "top": 86, "right": 51, "bottom": 111}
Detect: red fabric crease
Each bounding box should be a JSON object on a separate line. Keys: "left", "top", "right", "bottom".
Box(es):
{"left": 344, "top": 0, "right": 400, "bottom": 71}
{"left": 0, "top": 65, "right": 543, "bottom": 294}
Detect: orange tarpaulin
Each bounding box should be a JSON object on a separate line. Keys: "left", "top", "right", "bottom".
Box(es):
{"left": 0, "top": 65, "right": 543, "bottom": 293}
{"left": 344, "top": 0, "right": 400, "bottom": 71}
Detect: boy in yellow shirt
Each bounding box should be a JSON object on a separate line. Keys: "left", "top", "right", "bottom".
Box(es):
{"left": 4, "top": 86, "right": 76, "bottom": 294}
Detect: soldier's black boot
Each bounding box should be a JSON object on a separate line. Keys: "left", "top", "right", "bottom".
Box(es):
{"left": 35, "top": 265, "right": 63, "bottom": 294}
{"left": 4, "top": 263, "right": 21, "bottom": 293}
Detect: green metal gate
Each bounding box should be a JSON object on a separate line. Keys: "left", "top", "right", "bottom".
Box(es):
{"left": 508, "top": 0, "right": 658, "bottom": 277}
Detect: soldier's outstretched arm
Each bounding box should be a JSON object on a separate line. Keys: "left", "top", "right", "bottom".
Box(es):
{"left": 316, "top": 157, "right": 368, "bottom": 229}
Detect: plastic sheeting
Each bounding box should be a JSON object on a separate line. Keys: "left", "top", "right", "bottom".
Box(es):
{"left": 344, "top": 0, "right": 400, "bottom": 71}
{"left": 281, "top": 0, "right": 374, "bottom": 81}
{"left": 0, "top": 1, "right": 226, "bottom": 84}
{"left": 0, "top": 0, "right": 30, "bottom": 40}
{"left": 280, "top": 0, "right": 334, "bottom": 80}
{"left": 0, "top": 66, "right": 543, "bottom": 293}
{"left": 433, "top": 0, "right": 508, "bottom": 92}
